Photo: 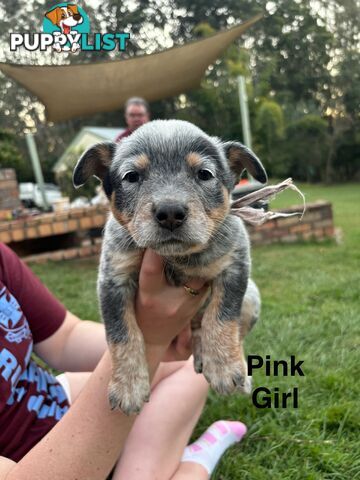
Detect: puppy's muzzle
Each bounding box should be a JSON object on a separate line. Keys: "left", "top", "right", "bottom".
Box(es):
{"left": 153, "top": 202, "right": 188, "bottom": 231}
{"left": 73, "top": 13, "right": 82, "bottom": 21}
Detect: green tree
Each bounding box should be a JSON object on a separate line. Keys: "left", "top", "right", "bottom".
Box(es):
{"left": 0, "top": 0, "right": 359, "bottom": 182}
{"left": 278, "top": 115, "right": 330, "bottom": 182}
{"left": 333, "top": 126, "right": 360, "bottom": 181}
{"left": 254, "top": 99, "right": 284, "bottom": 171}
{"left": 0, "top": 129, "right": 31, "bottom": 181}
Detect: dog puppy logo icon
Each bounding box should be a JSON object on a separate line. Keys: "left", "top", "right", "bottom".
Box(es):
{"left": 43, "top": 3, "right": 90, "bottom": 53}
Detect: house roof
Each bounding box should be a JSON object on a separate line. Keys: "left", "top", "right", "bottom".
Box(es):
{"left": 53, "top": 126, "right": 124, "bottom": 173}
{"left": 84, "top": 127, "right": 124, "bottom": 140}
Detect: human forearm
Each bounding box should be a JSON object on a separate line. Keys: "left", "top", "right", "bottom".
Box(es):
{"left": 6, "top": 344, "right": 167, "bottom": 480}
{"left": 33, "top": 312, "right": 107, "bottom": 373}
{"left": 60, "top": 319, "right": 180, "bottom": 371}
{"left": 61, "top": 319, "right": 107, "bottom": 371}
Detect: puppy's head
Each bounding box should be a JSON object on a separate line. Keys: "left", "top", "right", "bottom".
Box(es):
{"left": 73, "top": 120, "right": 267, "bottom": 256}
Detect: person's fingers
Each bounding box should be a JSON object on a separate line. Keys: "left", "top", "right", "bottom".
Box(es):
{"left": 138, "top": 249, "right": 167, "bottom": 293}
{"left": 139, "top": 249, "right": 209, "bottom": 299}
{"left": 182, "top": 280, "right": 210, "bottom": 303}
{"left": 184, "top": 277, "right": 206, "bottom": 291}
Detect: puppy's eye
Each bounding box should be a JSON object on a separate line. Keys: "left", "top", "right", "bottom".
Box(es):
{"left": 198, "top": 169, "right": 214, "bottom": 181}
{"left": 122, "top": 171, "right": 140, "bottom": 183}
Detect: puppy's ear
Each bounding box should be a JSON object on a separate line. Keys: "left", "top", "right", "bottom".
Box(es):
{"left": 223, "top": 142, "right": 267, "bottom": 184}
{"left": 73, "top": 142, "right": 117, "bottom": 196}
{"left": 45, "top": 7, "right": 61, "bottom": 25}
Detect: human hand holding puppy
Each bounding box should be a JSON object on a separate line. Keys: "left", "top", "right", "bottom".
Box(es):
{"left": 136, "top": 249, "right": 208, "bottom": 352}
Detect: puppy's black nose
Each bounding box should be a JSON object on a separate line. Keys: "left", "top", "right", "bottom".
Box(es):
{"left": 154, "top": 203, "right": 188, "bottom": 230}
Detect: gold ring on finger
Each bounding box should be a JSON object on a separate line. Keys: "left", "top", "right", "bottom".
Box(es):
{"left": 183, "top": 284, "right": 201, "bottom": 296}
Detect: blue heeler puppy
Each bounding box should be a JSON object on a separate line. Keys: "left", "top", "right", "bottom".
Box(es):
{"left": 73, "top": 119, "right": 267, "bottom": 415}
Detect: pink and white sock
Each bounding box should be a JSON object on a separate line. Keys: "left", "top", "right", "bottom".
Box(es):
{"left": 181, "top": 420, "right": 247, "bottom": 476}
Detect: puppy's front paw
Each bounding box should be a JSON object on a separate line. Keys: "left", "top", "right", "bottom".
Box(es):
{"left": 202, "top": 350, "right": 251, "bottom": 396}
{"left": 108, "top": 375, "right": 150, "bottom": 415}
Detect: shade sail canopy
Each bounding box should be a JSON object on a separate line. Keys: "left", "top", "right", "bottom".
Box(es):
{"left": 0, "top": 15, "right": 261, "bottom": 123}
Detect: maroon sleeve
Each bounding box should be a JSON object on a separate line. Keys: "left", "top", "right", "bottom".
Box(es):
{"left": 115, "top": 129, "right": 132, "bottom": 143}
{"left": 0, "top": 243, "right": 66, "bottom": 343}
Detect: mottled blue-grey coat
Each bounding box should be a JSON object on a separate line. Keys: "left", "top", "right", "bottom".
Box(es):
{"left": 73, "top": 120, "right": 266, "bottom": 415}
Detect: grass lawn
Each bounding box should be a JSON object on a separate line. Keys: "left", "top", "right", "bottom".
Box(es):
{"left": 31, "top": 182, "right": 360, "bottom": 479}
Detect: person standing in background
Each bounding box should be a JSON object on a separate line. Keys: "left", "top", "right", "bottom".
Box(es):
{"left": 115, "top": 97, "right": 150, "bottom": 142}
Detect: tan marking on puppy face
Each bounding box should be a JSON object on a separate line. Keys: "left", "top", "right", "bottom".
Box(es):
{"left": 195, "top": 186, "right": 230, "bottom": 241}
{"left": 109, "top": 249, "right": 143, "bottom": 283}
{"left": 111, "top": 192, "right": 131, "bottom": 227}
{"left": 186, "top": 152, "right": 203, "bottom": 169}
{"left": 207, "top": 186, "right": 230, "bottom": 229}
{"left": 129, "top": 191, "right": 218, "bottom": 253}
{"left": 133, "top": 153, "right": 150, "bottom": 170}
{"left": 128, "top": 200, "right": 154, "bottom": 242}
{"left": 175, "top": 201, "right": 211, "bottom": 254}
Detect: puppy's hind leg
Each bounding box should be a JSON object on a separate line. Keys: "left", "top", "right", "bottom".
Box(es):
{"left": 201, "top": 264, "right": 252, "bottom": 396}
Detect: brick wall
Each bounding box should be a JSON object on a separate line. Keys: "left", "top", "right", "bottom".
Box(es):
{"left": 0, "top": 169, "right": 21, "bottom": 220}
{"left": 0, "top": 205, "right": 108, "bottom": 244}
{"left": 0, "top": 200, "right": 335, "bottom": 263}
{"left": 247, "top": 200, "right": 334, "bottom": 245}
{"left": 22, "top": 239, "right": 103, "bottom": 264}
